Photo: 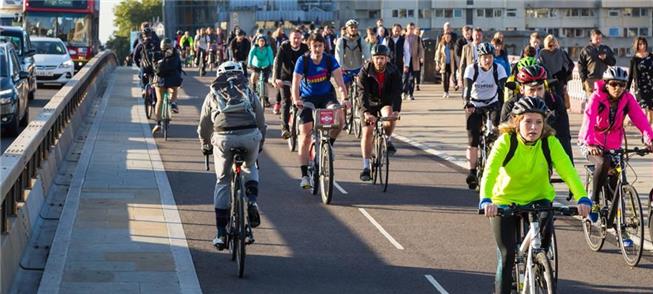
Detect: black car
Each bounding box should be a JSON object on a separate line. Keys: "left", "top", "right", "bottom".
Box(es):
{"left": 0, "top": 26, "right": 36, "bottom": 100}
{"left": 0, "top": 43, "right": 30, "bottom": 136}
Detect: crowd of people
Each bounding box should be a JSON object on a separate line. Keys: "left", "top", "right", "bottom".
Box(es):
{"left": 130, "top": 18, "right": 653, "bottom": 293}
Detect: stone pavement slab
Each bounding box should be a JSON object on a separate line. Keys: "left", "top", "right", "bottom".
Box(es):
{"left": 38, "top": 67, "right": 201, "bottom": 294}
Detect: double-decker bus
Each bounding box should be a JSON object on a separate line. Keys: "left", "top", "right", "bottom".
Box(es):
{"left": 23, "top": 0, "right": 99, "bottom": 70}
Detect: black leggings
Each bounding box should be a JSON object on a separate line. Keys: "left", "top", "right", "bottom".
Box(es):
{"left": 442, "top": 64, "right": 452, "bottom": 93}
{"left": 491, "top": 200, "right": 553, "bottom": 294}
{"left": 587, "top": 154, "right": 617, "bottom": 203}
{"left": 279, "top": 84, "right": 292, "bottom": 130}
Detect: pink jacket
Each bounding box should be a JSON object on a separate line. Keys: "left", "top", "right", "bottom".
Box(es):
{"left": 578, "top": 80, "right": 653, "bottom": 150}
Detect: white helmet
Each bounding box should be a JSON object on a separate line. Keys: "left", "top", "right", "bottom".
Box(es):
{"left": 217, "top": 61, "right": 244, "bottom": 76}
{"left": 345, "top": 19, "right": 359, "bottom": 27}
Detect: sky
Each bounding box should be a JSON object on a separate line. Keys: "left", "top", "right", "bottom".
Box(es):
{"left": 99, "top": 0, "right": 120, "bottom": 44}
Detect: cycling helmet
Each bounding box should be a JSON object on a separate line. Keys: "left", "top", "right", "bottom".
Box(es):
{"left": 217, "top": 61, "right": 244, "bottom": 76}
{"left": 511, "top": 96, "right": 549, "bottom": 116}
{"left": 371, "top": 44, "right": 390, "bottom": 57}
{"left": 516, "top": 57, "right": 538, "bottom": 70}
{"left": 516, "top": 65, "right": 547, "bottom": 86}
{"left": 476, "top": 42, "right": 494, "bottom": 56}
{"left": 160, "top": 38, "right": 173, "bottom": 50}
{"left": 345, "top": 19, "right": 359, "bottom": 27}
{"left": 602, "top": 66, "right": 628, "bottom": 82}
{"left": 255, "top": 35, "right": 267, "bottom": 43}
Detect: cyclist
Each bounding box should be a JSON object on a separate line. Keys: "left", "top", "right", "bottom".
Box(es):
{"left": 480, "top": 96, "right": 591, "bottom": 294}
{"left": 273, "top": 29, "right": 309, "bottom": 139}
{"left": 248, "top": 35, "right": 274, "bottom": 107}
{"left": 335, "top": 19, "right": 370, "bottom": 91}
{"left": 292, "top": 33, "right": 349, "bottom": 189}
{"left": 151, "top": 38, "right": 183, "bottom": 134}
{"left": 133, "top": 32, "right": 161, "bottom": 95}
{"left": 197, "top": 61, "right": 266, "bottom": 250}
{"left": 132, "top": 22, "right": 161, "bottom": 50}
{"left": 179, "top": 31, "right": 194, "bottom": 63}
{"left": 463, "top": 42, "right": 507, "bottom": 189}
{"left": 578, "top": 67, "right": 653, "bottom": 228}
{"left": 357, "top": 44, "right": 402, "bottom": 181}
{"left": 501, "top": 65, "right": 573, "bottom": 161}
{"left": 229, "top": 29, "right": 251, "bottom": 75}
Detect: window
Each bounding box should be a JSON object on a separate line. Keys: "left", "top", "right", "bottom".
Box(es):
{"left": 444, "top": 9, "right": 453, "bottom": 18}
{"left": 625, "top": 27, "right": 638, "bottom": 37}
{"left": 640, "top": 27, "right": 649, "bottom": 37}
{"left": 546, "top": 28, "right": 560, "bottom": 36}
{"left": 369, "top": 10, "right": 380, "bottom": 19}
{"left": 506, "top": 27, "right": 517, "bottom": 31}
{"left": 608, "top": 27, "right": 620, "bottom": 37}
{"left": 407, "top": 9, "right": 414, "bottom": 17}
{"left": 549, "top": 9, "right": 558, "bottom": 17}
{"left": 623, "top": 8, "right": 633, "bottom": 17}
{"left": 399, "top": 9, "right": 407, "bottom": 18}
{"left": 581, "top": 9, "right": 594, "bottom": 17}
{"left": 435, "top": 9, "right": 443, "bottom": 18}
{"left": 506, "top": 9, "right": 517, "bottom": 17}
{"left": 467, "top": 0, "right": 474, "bottom": 5}
{"left": 477, "top": 9, "right": 484, "bottom": 17}
{"left": 419, "top": 9, "right": 432, "bottom": 19}
{"left": 392, "top": 10, "right": 398, "bottom": 18}
{"left": 494, "top": 9, "right": 502, "bottom": 17}
{"left": 454, "top": 9, "right": 463, "bottom": 17}
{"left": 642, "top": 8, "right": 648, "bottom": 16}
{"left": 633, "top": 8, "right": 641, "bottom": 17}
{"left": 608, "top": 9, "right": 619, "bottom": 17}
{"left": 526, "top": 8, "right": 549, "bottom": 18}
{"left": 485, "top": 9, "right": 493, "bottom": 18}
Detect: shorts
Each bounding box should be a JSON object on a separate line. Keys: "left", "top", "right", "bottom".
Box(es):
{"left": 360, "top": 101, "right": 392, "bottom": 122}
{"left": 299, "top": 93, "right": 339, "bottom": 124}
{"left": 343, "top": 68, "right": 361, "bottom": 85}
{"left": 466, "top": 103, "right": 500, "bottom": 147}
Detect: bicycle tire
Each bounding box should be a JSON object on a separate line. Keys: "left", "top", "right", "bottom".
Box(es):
{"left": 371, "top": 134, "right": 380, "bottom": 185}
{"left": 320, "top": 141, "right": 334, "bottom": 204}
{"left": 534, "top": 251, "right": 555, "bottom": 294}
{"left": 548, "top": 228, "right": 558, "bottom": 283}
{"left": 288, "top": 108, "right": 297, "bottom": 152}
{"left": 382, "top": 138, "right": 390, "bottom": 192}
{"left": 236, "top": 184, "right": 246, "bottom": 278}
{"left": 143, "top": 86, "right": 152, "bottom": 119}
{"left": 617, "top": 184, "right": 644, "bottom": 267}
{"left": 310, "top": 142, "right": 319, "bottom": 195}
{"left": 258, "top": 74, "right": 266, "bottom": 107}
{"left": 648, "top": 188, "right": 653, "bottom": 248}
{"left": 228, "top": 177, "right": 238, "bottom": 262}
{"left": 582, "top": 172, "right": 606, "bottom": 251}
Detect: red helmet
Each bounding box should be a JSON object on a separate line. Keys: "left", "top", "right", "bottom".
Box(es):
{"left": 516, "top": 65, "right": 547, "bottom": 86}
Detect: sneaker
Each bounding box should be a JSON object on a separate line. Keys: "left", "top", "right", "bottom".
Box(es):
{"left": 212, "top": 235, "right": 226, "bottom": 250}
{"left": 387, "top": 141, "right": 397, "bottom": 156}
{"left": 466, "top": 173, "right": 478, "bottom": 190}
{"left": 300, "top": 176, "right": 312, "bottom": 190}
{"left": 171, "top": 103, "right": 179, "bottom": 113}
{"left": 281, "top": 128, "right": 291, "bottom": 139}
{"left": 588, "top": 204, "right": 600, "bottom": 223}
{"left": 360, "top": 168, "right": 371, "bottom": 181}
{"left": 247, "top": 202, "right": 261, "bottom": 228}
{"left": 152, "top": 125, "right": 161, "bottom": 135}
{"left": 264, "top": 98, "right": 271, "bottom": 108}
{"left": 444, "top": 92, "right": 449, "bottom": 98}
{"left": 273, "top": 102, "right": 281, "bottom": 114}
{"left": 442, "top": 92, "right": 447, "bottom": 98}
{"left": 622, "top": 238, "right": 634, "bottom": 248}
{"left": 410, "top": 95, "right": 415, "bottom": 100}
{"left": 416, "top": 85, "right": 421, "bottom": 91}
{"left": 402, "top": 93, "right": 407, "bottom": 100}
{"left": 454, "top": 85, "right": 459, "bottom": 91}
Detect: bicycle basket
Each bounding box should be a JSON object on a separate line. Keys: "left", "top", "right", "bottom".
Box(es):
{"left": 314, "top": 108, "right": 340, "bottom": 130}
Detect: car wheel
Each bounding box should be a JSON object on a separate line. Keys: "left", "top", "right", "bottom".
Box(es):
{"left": 6, "top": 102, "right": 20, "bottom": 136}
{"left": 19, "top": 103, "right": 29, "bottom": 127}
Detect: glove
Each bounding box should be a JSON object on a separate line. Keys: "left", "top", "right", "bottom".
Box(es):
{"left": 201, "top": 144, "right": 213, "bottom": 155}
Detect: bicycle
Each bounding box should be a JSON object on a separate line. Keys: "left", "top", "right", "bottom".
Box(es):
{"left": 142, "top": 77, "right": 156, "bottom": 120}
{"left": 371, "top": 116, "right": 398, "bottom": 192}
{"left": 251, "top": 67, "right": 268, "bottom": 108}
{"left": 648, "top": 187, "right": 653, "bottom": 247}
{"left": 198, "top": 49, "right": 207, "bottom": 76}
{"left": 343, "top": 70, "right": 360, "bottom": 137}
{"left": 479, "top": 204, "right": 579, "bottom": 294}
{"left": 287, "top": 104, "right": 298, "bottom": 152}
{"left": 204, "top": 148, "right": 255, "bottom": 278}
{"left": 474, "top": 106, "right": 499, "bottom": 191}
{"left": 158, "top": 89, "right": 173, "bottom": 141}
{"left": 306, "top": 104, "right": 341, "bottom": 204}
{"left": 581, "top": 147, "right": 650, "bottom": 267}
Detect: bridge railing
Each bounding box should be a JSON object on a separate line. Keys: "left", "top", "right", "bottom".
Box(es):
{"left": 0, "top": 51, "right": 118, "bottom": 234}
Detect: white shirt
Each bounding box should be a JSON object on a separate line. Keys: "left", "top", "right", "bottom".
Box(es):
{"left": 464, "top": 63, "right": 507, "bottom": 107}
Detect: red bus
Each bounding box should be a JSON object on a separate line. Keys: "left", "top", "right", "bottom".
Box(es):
{"left": 22, "top": 0, "right": 99, "bottom": 70}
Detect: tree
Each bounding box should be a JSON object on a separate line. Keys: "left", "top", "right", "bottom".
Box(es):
{"left": 107, "top": 0, "right": 161, "bottom": 63}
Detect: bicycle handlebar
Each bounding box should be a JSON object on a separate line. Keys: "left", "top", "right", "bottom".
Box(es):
{"left": 624, "top": 147, "right": 651, "bottom": 157}
{"left": 478, "top": 205, "right": 578, "bottom": 217}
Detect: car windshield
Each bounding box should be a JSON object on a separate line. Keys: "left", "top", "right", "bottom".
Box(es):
{"left": 33, "top": 40, "right": 67, "bottom": 55}
{"left": 0, "top": 49, "right": 7, "bottom": 77}
{"left": 0, "top": 33, "right": 23, "bottom": 55}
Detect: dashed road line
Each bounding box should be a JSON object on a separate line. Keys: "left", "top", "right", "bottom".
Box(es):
{"left": 358, "top": 208, "right": 404, "bottom": 250}
{"left": 425, "top": 274, "right": 449, "bottom": 294}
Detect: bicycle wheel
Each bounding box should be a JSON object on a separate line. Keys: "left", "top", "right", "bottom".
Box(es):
{"left": 533, "top": 251, "right": 555, "bottom": 294}
{"left": 548, "top": 228, "right": 558, "bottom": 283}
{"left": 236, "top": 187, "right": 246, "bottom": 278}
{"left": 319, "top": 141, "right": 334, "bottom": 204}
{"left": 382, "top": 138, "right": 390, "bottom": 192}
{"left": 582, "top": 172, "right": 606, "bottom": 251}
{"left": 617, "top": 184, "right": 644, "bottom": 266}
{"left": 371, "top": 133, "right": 380, "bottom": 184}
{"left": 143, "top": 86, "right": 152, "bottom": 119}
{"left": 310, "top": 142, "right": 319, "bottom": 195}
{"left": 648, "top": 188, "right": 653, "bottom": 248}
{"left": 287, "top": 107, "right": 297, "bottom": 152}
{"left": 228, "top": 179, "right": 238, "bottom": 262}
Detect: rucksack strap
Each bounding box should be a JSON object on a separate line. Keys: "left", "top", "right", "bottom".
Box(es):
{"left": 343, "top": 38, "right": 362, "bottom": 52}
{"left": 302, "top": 53, "right": 333, "bottom": 81}
{"left": 502, "top": 133, "right": 552, "bottom": 174}
{"left": 541, "top": 135, "right": 553, "bottom": 176}
{"left": 502, "top": 132, "right": 519, "bottom": 167}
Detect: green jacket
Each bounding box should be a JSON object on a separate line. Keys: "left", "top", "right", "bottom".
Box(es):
{"left": 480, "top": 133, "right": 587, "bottom": 206}
{"left": 248, "top": 45, "right": 274, "bottom": 69}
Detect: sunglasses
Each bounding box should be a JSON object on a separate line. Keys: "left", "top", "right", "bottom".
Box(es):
{"left": 607, "top": 81, "right": 626, "bottom": 88}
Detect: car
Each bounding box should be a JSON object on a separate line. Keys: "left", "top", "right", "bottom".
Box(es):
{"left": 0, "top": 26, "right": 36, "bottom": 100}
{"left": 0, "top": 43, "right": 30, "bottom": 136}
{"left": 30, "top": 37, "right": 75, "bottom": 86}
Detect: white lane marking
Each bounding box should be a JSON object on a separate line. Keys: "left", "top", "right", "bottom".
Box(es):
{"left": 425, "top": 274, "right": 450, "bottom": 294}
{"left": 334, "top": 180, "right": 348, "bottom": 194}
{"left": 392, "top": 134, "right": 465, "bottom": 169}
{"left": 358, "top": 208, "right": 404, "bottom": 250}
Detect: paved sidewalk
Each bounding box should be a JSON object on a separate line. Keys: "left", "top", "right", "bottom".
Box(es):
{"left": 392, "top": 84, "right": 653, "bottom": 244}
{"left": 39, "top": 67, "right": 201, "bottom": 294}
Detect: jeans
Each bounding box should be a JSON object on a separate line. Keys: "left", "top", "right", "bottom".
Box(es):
{"left": 442, "top": 64, "right": 452, "bottom": 93}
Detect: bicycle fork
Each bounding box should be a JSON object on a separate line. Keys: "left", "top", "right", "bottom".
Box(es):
{"left": 518, "top": 222, "right": 541, "bottom": 294}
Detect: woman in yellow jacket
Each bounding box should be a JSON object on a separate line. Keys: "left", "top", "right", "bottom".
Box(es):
{"left": 480, "top": 96, "right": 591, "bottom": 294}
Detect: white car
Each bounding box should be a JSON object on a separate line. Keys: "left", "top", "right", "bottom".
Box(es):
{"left": 30, "top": 37, "right": 75, "bottom": 86}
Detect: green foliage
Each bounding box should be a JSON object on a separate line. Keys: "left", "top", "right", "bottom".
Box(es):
{"left": 108, "top": 0, "right": 161, "bottom": 65}
{"left": 106, "top": 35, "right": 130, "bottom": 65}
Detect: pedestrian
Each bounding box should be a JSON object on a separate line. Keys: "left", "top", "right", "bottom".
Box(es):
{"left": 492, "top": 38, "right": 510, "bottom": 78}
{"left": 538, "top": 34, "right": 573, "bottom": 107}
{"left": 458, "top": 27, "right": 483, "bottom": 88}
{"left": 385, "top": 23, "right": 405, "bottom": 70}
{"left": 435, "top": 32, "right": 457, "bottom": 98}
{"left": 627, "top": 36, "right": 653, "bottom": 126}
{"left": 529, "top": 31, "right": 543, "bottom": 59}
{"left": 402, "top": 22, "right": 424, "bottom": 100}
{"left": 376, "top": 18, "right": 388, "bottom": 38}
{"left": 578, "top": 29, "right": 616, "bottom": 97}
{"left": 415, "top": 27, "right": 425, "bottom": 91}
{"left": 364, "top": 27, "right": 379, "bottom": 58}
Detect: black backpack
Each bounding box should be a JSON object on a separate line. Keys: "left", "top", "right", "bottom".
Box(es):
{"left": 343, "top": 37, "right": 362, "bottom": 52}
{"left": 471, "top": 62, "right": 499, "bottom": 86}
{"left": 502, "top": 132, "right": 553, "bottom": 176}
{"left": 302, "top": 53, "right": 334, "bottom": 81}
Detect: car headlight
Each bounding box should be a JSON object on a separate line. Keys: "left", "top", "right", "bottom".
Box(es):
{"left": 0, "top": 97, "right": 13, "bottom": 104}
{"left": 60, "top": 60, "right": 74, "bottom": 68}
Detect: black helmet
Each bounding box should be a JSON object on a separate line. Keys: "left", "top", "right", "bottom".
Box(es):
{"left": 476, "top": 42, "right": 495, "bottom": 56}
{"left": 512, "top": 96, "right": 549, "bottom": 116}
{"left": 371, "top": 44, "right": 390, "bottom": 57}
{"left": 160, "top": 38, "right": 173, "bottom": 50}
